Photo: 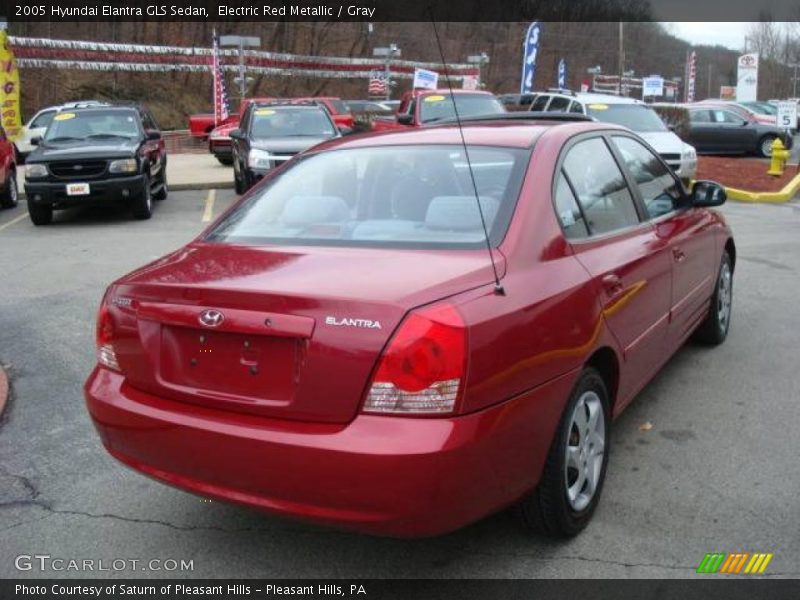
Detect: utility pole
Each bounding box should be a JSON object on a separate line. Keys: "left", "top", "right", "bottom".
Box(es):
{"left": 707, "top": 64, "right": 713, "bottom": 99}
{"left": 220, "top": 35, "right": 261, "bottom": 102}
{"left": 467, "top": 53, "right": 490, "bottom": 89}
{"left": 373, "top": 44, "right": 401, "bottom": 101}
{"left": 790, "top": 63, "right": 800, "bottom": 98}
{"left": 618, "top": 22, "right": 624, "bottom": 96}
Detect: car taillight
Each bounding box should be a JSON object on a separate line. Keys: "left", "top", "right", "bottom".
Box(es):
{"left": 363, "top": 304, "right": 466, "bottom": 415}
{"left": 96, "top": 301, "right": 120, "bottom": 371}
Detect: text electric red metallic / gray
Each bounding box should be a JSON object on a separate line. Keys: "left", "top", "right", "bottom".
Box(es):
{"left": 85, "top": 116, "right": 734, "bottom": 537}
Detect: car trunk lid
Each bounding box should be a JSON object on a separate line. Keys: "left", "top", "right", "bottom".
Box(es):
{"left": 107, "top": 242, "right": 502, "bottom": 423}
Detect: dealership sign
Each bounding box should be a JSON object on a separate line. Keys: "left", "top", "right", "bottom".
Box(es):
{"left": 642, "top": 76, "right": 664, "bottom": 97}
{"left": 736, "top": 53, "right": 759, "bottom": 102}
{"left": 413, "top": 68, "right": 439, "bottom": 90}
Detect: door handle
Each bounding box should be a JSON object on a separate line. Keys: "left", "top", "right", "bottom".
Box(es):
{"left": 673, "top": 247, "right": 686, "bottom": 262}
{"left": 601, "top": 273, "right": 623, "bottom": 296}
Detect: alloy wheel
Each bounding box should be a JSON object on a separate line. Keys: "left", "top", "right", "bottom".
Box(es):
{"left": 717, "top": 261, "right": 732, "bottom": 331}
{"left": 565, "top": 390, "right": 606, "bottom": 512}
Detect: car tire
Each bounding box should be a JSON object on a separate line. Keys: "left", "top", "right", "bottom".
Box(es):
{"left": 758, "top": 135, "right": 777, "bottom": 158}
{"left": 217, "top": 156, "right": 233, "bottom": 166}
{"left": 131, "top": 173, "right": 153, "bottom": 220}
{"left": 0, "top": 170, "right": 19, "bottom": 208}
{"left": 234, "top": 163, "right": 246, "bottom": 195}
{"left": 693, "top": 251, "right": 733, "bottom": 345}
{"left": 153, "top": 170, "right": 168, "bottom": 201}
{"left": 28, "top": 201, "right": 53, "bottom": 226}
{"left": 517, "top": 367, "right": 610, "bottom": 538}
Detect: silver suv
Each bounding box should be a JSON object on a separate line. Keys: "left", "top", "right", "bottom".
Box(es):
{"left": 529, "top": 90, "right": 697, "bottom": 181}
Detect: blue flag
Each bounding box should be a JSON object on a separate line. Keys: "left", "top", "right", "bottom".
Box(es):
{"left": 558, "top": 58, "right": 567, "bottom": 89}
{"left": 520, "top": 22, "right": 541, "bottom": 94}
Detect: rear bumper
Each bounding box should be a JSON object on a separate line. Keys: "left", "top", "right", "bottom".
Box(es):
{"left": 84, "top": 366, "right": 575, "bottom": 537}
{"left": 25, "top": 174, "right": 145, "bottom": 207}
{"left": 209, "top": 140, "right": 232, "bottom": 159}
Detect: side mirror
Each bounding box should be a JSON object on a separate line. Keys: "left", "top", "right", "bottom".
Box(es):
{"left": 691, "top": 180, "right": 727, "bottom": 207}
{"left": 146, "top": 130, "right": 161, "bottom": 140}
{"left": 741, "top": 120, "right": 750, "bottom": 126}
{"left": 229, "top": 129, "right": 244, "bottom": 140}
{"left": 338, "top": 125, "right": 353, "bottom": 136}
{"left": 396, "top": 114, "right": 414, "bottom": 125}
{"left": 30, "top": 136, "right": 41, "bottom": 146}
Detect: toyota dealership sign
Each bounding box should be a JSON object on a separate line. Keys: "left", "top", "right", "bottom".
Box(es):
{"left": 736, "top": 53, "right": 759, "bottom": 102}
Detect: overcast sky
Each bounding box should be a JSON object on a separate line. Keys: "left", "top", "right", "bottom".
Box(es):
{"left": 665, "top": 22, "right": 753, "bottom": 51}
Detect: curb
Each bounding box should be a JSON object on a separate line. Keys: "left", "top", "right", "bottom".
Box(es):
{"left": 724, "top": 169, "right": 800, "bottom": 204}
{"left": 0, "top": 365, "right": 8, "bottom": 418}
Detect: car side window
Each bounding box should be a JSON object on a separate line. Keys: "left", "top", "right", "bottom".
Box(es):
{"left": 563, "top": 137, "right": 640, "bottom": 235}
{"left": 547, "top": 96, "right": 570, "bottom": 112}
{"left": 612, "top": 136, "right": 682, "bottom": 219}
{"left": 31, "top": 110, "right": 56, "bottom": 129}
{"left": 689, "top": 110, "right": 711, "bottom": 123}
{"left": 713, "top": 110, "right": 742, "bottom": 124}
{"left": 554, "top": 170, "right": 589, "bottom": 239}
{"left": 531, "top": 95, "right": 549, "bottom": 111}
{"left": 569, "top": 101, "right": 584, "bottom": 114}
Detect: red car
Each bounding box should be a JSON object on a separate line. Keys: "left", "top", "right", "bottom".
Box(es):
{"left": 0, "top": 124, "right": 18, "bottom": 209}
{"left": 85, "top": 114, "right": 734, "bottom": 538}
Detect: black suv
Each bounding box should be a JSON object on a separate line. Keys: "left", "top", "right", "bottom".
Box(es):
{"left": 23, "top": 104, "right": 167, "bottom": 225}
{"left": 230, "top": 101, "right": 341, "bottom": 194}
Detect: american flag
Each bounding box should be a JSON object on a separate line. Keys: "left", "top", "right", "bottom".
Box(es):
{"left": 368, "top": 71, "right": 386, "bottom": 96}
{"left": 212, "top": 30, "right": 231, "bottom": 125}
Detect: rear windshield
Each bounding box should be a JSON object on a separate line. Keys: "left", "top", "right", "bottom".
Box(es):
{"left": 43, "top": 109, "right": 142, "bottom": 142}
{"left": 419, "top": 95, "right": 506, "bottom": 123}
{"left": 250, "top": 108, "right": 336, "bottom": 138}
{"left": 586, "top": 104, "right": 667, "bottom": 132}
{"left": 206, "top": 145, "right": 529, "bottom": 249}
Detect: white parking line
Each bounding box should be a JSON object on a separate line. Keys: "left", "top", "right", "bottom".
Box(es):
{"left": 202, "top": 189, "right": 216, "bottom": 223}
{"left": 0, "top": 212, "right": 27, "bottom": 233}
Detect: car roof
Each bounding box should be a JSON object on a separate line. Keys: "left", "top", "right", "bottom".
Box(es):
{"left": 574, "top": 92, "right": 644, "bottom": 105}
{"left": 310, "top": 119, "right": 619, "bottom": 152}
{"left": 412, "top": 89, "right": 494, "bottom": 97}
{"left": 66, "top": 105, "right": 140, "bottom": 114}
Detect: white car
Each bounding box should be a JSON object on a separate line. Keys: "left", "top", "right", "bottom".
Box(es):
{"left": 15, "top": 101, "right": 106, "bottom": 160}
{"left": 529, "top": 90, "right": 697, "bottom": 181}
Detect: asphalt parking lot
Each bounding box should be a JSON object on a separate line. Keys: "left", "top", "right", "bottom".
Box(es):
{"left": 0, "top": 191, "right": 798, "bottom": 579}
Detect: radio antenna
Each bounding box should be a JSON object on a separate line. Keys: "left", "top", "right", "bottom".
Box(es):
{"left": 428, "top": 11, "right": 505, "bottom": 296}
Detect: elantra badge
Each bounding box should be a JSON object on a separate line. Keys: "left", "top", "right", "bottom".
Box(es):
{"left": 199, "top": 309, "right": 225, "bottom": 328}
{"left": 325, "top": 316, "right": 382, "bottom": 329}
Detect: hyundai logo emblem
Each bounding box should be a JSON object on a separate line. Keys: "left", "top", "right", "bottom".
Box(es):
{"left": 73, "top": 164, "right": 83, "bottom": 171}
{"left": 198, "top": 309, "right": 224, "bottom": 328}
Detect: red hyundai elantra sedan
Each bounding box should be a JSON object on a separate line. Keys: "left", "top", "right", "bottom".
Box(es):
{"left": 85, "top": 115, "right": 734, "bottom": 537}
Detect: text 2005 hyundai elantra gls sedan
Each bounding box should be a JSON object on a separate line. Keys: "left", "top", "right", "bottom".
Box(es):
{"left": 85, "top": 115, "right": 734, "bottom": 538}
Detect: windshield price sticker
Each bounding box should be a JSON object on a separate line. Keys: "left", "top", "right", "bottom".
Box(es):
{"left": 424, "top": 95, "right": 446, "bottom": 103}
{"left": 54, "top": 112, "right": 76, "bottom": 121}
{"left": 587, "top": 104, "right": 608, "bottom": 110}
{"left": 255, "top": 109, "right": 276, "bottom": 116}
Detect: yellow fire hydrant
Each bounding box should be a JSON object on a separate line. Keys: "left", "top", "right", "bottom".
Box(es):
{"left": 767, "top": 138, "right": 790, "bottom": 176}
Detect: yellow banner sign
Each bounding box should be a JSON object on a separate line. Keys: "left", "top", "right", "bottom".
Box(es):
{"left": 0, "top": 30, "right": 22, "bottom": 141}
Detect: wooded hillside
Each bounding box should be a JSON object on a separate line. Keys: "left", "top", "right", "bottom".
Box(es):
{"left": 9, "top": 21, "right": 797, "bottom": 129}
